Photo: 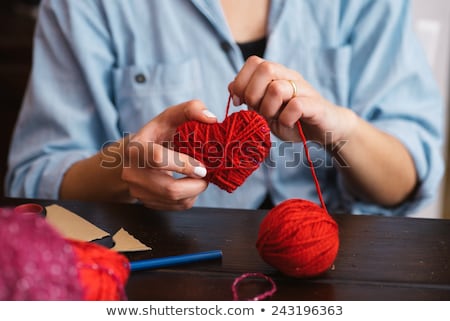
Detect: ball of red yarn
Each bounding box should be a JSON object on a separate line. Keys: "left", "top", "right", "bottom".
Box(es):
{"left": 70, "top": 239, "right": 130, "bottom": 301}
{"left": 256, "top": 199, "right": 339, "bottom": 278}
{"left": 173, "top": 110, "right": 271, "bottom": 192}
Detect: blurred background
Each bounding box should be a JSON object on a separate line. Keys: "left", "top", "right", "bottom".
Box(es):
{"left": 0, "top": 0, "right": 449, "bottom": 218}
{"left": 0, "top": 0, "right": 37, "bottom": 198}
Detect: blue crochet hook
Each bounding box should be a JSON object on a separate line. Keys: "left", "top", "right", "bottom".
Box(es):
{"left": 130, "top": 250, "right": 223, "bottom": 271}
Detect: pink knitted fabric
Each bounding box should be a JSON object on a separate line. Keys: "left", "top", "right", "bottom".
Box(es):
{"left": 0, "top": 208, "right": 84, "bottom": 300}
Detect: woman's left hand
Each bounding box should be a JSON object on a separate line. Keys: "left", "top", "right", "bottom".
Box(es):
{"left": 228, "top": 56, "right": 356, "bottom": 146}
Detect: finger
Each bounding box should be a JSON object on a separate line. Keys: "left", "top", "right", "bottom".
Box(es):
{"left": 141, "top": 196, "right": 198, "bottom": 211}
{"left": 230, "top": 57, "right": 300, "bottom": 110}
{"left": 127, "top": 140, "right": 208, "bottom": 178}
{"left": 131, "top": 176, "right": 207, "bottom": 203}
{"left": 228, "top": 55, "right": 265, "bottom": 106}
{"left": 159, "top": 99, "right": 218, "bottom": 129}
{"left": 138, "top": 100, "right": 217, "bottom": 144}
{"left": 277, "top": 97, "right": 324, "bottom": 128}
{"left": 158, "top": 175, "right": 208, "bottom": 201}
{"left": 128, "top": 172, "right": 207, "bottom": 209}
{"left": 259, "top": 79, "right": 300, "bottom": 120}
{"left": 141, "top": 189, "right": 199, "bottom": 209}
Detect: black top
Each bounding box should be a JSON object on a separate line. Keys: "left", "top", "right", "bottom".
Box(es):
{"left": 237, "top": 36, "right": 267, "bottom": 60}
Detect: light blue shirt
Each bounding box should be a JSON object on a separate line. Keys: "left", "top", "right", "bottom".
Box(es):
{"left": 6, "top": 0, "right": 444, "bottom": 216}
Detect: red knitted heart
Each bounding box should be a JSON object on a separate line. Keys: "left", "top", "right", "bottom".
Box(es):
{"left": 173, "top": 110, "right": 271, "bottom": 192}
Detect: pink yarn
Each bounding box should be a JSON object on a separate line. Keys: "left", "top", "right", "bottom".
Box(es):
{"left": 0, "top": 208, "right": 84, "bottom": 300}
{"left": 232, "top": 272, "right": 277, "bottom": 301}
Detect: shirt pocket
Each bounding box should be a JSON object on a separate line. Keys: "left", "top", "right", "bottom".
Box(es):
{"left": 112, "top": 57, "right": 204, "bottom": 133}
{"left": 296, "top": 45, "right": 352, "bottom": 106}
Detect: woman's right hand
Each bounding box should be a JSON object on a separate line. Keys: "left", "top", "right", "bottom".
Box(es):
{"left": 121, "top": 100, "right": 217, "bottom": 210}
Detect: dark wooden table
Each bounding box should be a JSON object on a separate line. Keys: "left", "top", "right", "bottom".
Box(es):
{"left": 2, "top": 197, "right": 450, "bottom": 300}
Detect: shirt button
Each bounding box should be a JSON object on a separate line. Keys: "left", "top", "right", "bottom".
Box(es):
{"left": 135, "top": 73, "right": 146, "bottom": 84}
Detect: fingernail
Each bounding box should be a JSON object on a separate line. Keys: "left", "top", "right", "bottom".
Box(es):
{"left": 232, "top": 94, "right": 242, "bottom": 106}
{"left": 194, "top": 166, "right": 207, "bottom": 178}
{"left": 202, "top": 110, "right": 217, "bottom": 118}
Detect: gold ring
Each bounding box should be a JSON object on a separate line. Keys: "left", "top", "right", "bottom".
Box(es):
{"left": 288, "top": 80, "right": 298, "bottom": 99}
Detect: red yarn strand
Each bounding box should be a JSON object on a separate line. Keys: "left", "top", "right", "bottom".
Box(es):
{"left": 225, "top": 94, "right": 232, "bottom": 117}
{"left": 296, "top": 121, "right": 328, "bottom": 212}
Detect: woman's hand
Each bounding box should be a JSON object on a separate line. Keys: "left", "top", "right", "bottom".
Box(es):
{"left": 228, "top": 56, "right": 357, "bottom": 145}
{"left": 121, "top": 100, "right": 217, "bottom": 210}
{"left": 228, "top": 56, "right": 417, "bottom": 207}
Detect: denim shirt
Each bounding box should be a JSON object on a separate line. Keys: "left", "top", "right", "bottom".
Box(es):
{"left": 6, "top": 0, "right": 444, "bottom": 215}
